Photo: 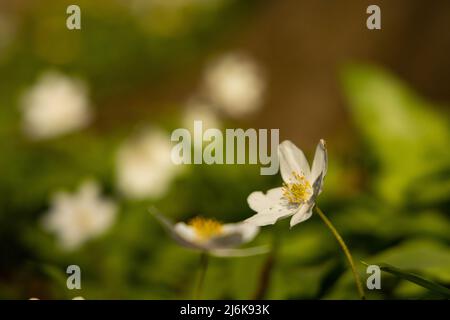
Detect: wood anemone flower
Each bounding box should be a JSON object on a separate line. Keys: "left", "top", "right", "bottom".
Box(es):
{"left": 151, "top": 211, "right": 268, "bottom": 257}
{"left": 246, "top": 139, "right": 327, "bottom": 228}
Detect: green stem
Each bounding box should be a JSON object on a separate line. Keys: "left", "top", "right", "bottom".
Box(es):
{"left": 315, "top": 206, "right": 365, "bottom": 299}
{"left": 195, "top": 252, "right": 209, "bottom": 299}
{"left": 253, "top": 227, "right": 280, "bottom": 299}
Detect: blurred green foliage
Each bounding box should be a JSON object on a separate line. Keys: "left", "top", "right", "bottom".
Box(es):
{"left": 342, "top": 64, "right": 450, "bottom": 207}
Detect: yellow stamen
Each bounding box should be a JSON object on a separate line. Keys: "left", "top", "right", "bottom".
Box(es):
{"left": 282, "top": 171, "right": 312, "bottom": 205}
{"left": 188, "top": 216, "right": 223, "bottom": 240}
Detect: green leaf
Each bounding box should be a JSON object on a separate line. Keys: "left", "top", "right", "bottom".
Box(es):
{"left": 341, "top": 64, "right": 450, "bottom": 206}
{"left": 372, "top": 263, "right": 450, "bottom": 298}
{"left": 367, "top": 239, "right": 450, "bottom": 283}
{"left": 327, "top": 239, "right": 450, "bottom": 299}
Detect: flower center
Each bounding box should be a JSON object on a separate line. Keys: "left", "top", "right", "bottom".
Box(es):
{"left": 188, "top": 217, "right": 223, "bottom": 240}
{"left": 282, "top": 171, "right": 312, "bottom": 205}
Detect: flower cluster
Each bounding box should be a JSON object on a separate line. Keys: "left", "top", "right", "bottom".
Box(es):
{"left": 27, "top": 52, "right": 266, "bottom": 253}
{"left": 154, "top": 139, "right": 328, "bottom": 256}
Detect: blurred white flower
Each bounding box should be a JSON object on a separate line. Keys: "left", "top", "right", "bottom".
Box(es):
{"left": 116, "top": 129, "right": 181, "bottom": 199}
{"left": 20, "top": 71, "right": 92, "bottom": 140}
{"left": 203, "top": 52, "right": 265, "bottom": 118}
{"left": 246, "top": 140, "right": 328, "bottom": 228}
{"left": 42, "top": 180, "right": 117, "bottom": 250}
{"left": 183, "top": 99, "right": 220, "bottom": 133}
{"left": 151, "top": 210, "right": 267, "bottom": 257}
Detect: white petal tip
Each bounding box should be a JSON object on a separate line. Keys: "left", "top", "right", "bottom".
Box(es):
{"left": 319, "top": 139, "right": 326, "bottom": 148}
{"left": 279, "top": 140, "right": 295, "bottom": 149}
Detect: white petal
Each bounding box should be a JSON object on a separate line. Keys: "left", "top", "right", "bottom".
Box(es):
{"left": 247, "top": 187, "right": 282, "bottom": 212}
{"left": 150, "top": 210, "right": 201, "bottom": 250}
{"left": 205, "top": 222, "right": 259, "bottom": 249}
{"left": 221, "top": 222, "right": 259, "bottom": 243}
{"left": 173, "top": 223, "right": 198, "bottom": 243}
{"left": 310, "top": 171, "right": 324, "bottom": 201}
{"left": 210, "top": 246, "right": 269, "bottom": 257}
{"left": 245, "top": 204, "right": 295, "bottom": 226}
{"left": 310, "top": 139, "right": 328, "bottom": 185}
{"left": 267, "top": 187, "right": 283, "bottom": 200}
{"left": 278, "top": 140, "right": 311, "bottom": 183}
{"left": 290, "top": 204, "right": 314, "bottom": 227}
{"left": 247, "top": 191, "right": 269, "bottom": 212}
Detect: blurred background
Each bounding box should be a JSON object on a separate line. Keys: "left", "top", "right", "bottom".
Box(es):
{"left": 0, "top": 0, "right": 449, "bottom": 299}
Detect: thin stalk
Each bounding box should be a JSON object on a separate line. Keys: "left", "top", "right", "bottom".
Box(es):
{"left": 195, "top": 252, "right": 209, "bottom": 299}
{"left": 315, "top": 206, "right": 365, "bottom": 299}
{"left": 253, "top": 227, "right": 280, "bottom": 299}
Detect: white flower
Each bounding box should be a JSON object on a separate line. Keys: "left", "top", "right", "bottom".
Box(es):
{"left": 246, "top": 139, "right": 327, "bottom": 228}
{"left": 20, "top": 71, "right": 92, "bottom": 139}
{"left": 203, "top": 52, "right": 265, "bottom": 118}
{"left": 183, "top": 99, "right": 220, "bottom": 133}
{"left": 116, "top": 129, "right": 181, "bottom": 199}
{"left": 42, "top": 180, "right": 117, "bottom": 250}
{"left": 152, "top": 211, "right": 267, "bottom": 257}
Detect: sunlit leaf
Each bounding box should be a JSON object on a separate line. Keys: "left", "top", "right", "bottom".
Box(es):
{"left": 373, "top": 263, "right": 450, "bottom": 298}
{"left": 367, "top": 239, "right": 450, "bottom": 283}
{"left": 342, "top": 64, "right": 450, "bottom": 206}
